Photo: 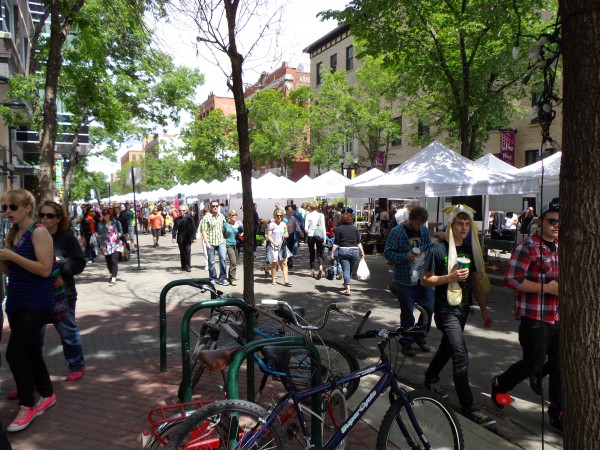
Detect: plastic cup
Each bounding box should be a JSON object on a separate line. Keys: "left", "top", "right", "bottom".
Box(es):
{"left": 457, "top": 257, "right": 470, "bottom": 269}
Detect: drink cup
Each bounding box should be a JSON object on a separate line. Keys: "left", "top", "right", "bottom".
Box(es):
{"left": 457, "top": 257, "right": 470, "bottom": 269}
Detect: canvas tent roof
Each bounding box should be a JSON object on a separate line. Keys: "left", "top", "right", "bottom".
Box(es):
{"left": 312, "top": 170, "right": 352, "bottom": 197}
{"left": 517, "top": 151, "right": 561, "bottom": 187}
{"left": 346, "top": 141, "right": 539, "bottom": 198}
{"left": 475, "top": 153, "right": 520, "bottom": 174}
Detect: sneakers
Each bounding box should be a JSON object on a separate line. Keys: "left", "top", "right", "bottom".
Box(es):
{"left": 66, "top": 369, "right": 86, "bottom": 381}
{"left": 401, "top": 344, "right": 417, "bottom": 357}
{"left": 229, "top": 280, "right": 237, "bottom": 286}
{"left": 215, "top": 279, "right": 229, "bottom": 286}
{"left": 109, "top": 277, "right": 116, "bottom": 286}
{"left": 548, "top": 410, "right": 564, "bottom": 434}
{"left": 463, "top": 407, "right": 496, "bottom": 427}
{"left": 7, "top": 405, "right": 37, "bottom": 432}
{"left": 491, "top": 375, "right": 512, "bottom": 409}
{"left": 34, "top": 393, "right": 57, "bottom": 416}
{"left": 424, "top": 378, "right": 448, "bottom": 399}
{"left": 416, "top": 340, "right": 431, "bottom": 352}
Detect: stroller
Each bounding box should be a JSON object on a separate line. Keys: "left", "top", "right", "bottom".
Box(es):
{"left": 324, "top": 232, "right": 342, "bottom": 280}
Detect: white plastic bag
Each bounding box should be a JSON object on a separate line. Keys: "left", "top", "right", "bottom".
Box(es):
{"left": 356, "top": 257, "right": 370, "bottom": 281}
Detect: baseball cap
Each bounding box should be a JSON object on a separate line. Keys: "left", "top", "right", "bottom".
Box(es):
{"left": 540, "top": 198, "right": 559, "bottom": 216}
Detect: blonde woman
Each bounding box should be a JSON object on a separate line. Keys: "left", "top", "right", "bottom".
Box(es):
{"left": 0, "top": 189, "right": 56, "bottom": 432}
{"left": 223, "top": 209, "right": 243, "bottom": 285}
{"left": 266, "top": 208, "right": 291, "bottom": 286}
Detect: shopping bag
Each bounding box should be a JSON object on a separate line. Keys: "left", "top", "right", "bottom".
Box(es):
{"left": 356, "top": 257, "right": 370, "bottom": 281}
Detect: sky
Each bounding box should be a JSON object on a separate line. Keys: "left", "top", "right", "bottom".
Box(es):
{"left": 89, "top": 0, "right": 349, "bottom": 178}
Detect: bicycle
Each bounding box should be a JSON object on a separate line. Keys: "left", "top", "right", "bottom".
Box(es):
{"left": 179, "top": 284, "right": 360, "bottom": 401}
{"left": 166, "top": 308, "right": 464, "bottom": 450}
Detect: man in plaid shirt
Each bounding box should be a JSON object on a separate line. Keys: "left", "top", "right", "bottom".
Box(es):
{"left": 492, "top": 199, "right": 562, "bottom": 433}
{"left": 200, "top": 200, "right": 228, "bottom": 285}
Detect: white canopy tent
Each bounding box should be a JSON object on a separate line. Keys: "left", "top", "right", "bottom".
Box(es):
{"left": 294, "top": 175, "right": 318, "bottom": 198}
{"left": 517, "top": 151, "right": 561, "bottom": 187}
{"left": 346, "top": 167, "right": 384, "bottom": 186}
{"left": 346, "top": 141, "right": 539, "bottom": 198}
{"left": 312, "top": 170, "right": 352, "bottom": 197}
{"left": 475, "top": 153, "right": 520, "bottom": 174}
{"left": 252, "top": 172, "right": 298, "bottom": 199}
{"left": 186, "top": 180, "right": 210, "bottom": 197}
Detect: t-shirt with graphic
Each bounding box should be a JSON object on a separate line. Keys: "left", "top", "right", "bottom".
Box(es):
{"left": 424, "top": 240, "right": 476, "bottom": 314}
{"left": 406, "top": 227, "right": 421, "bottom": 250}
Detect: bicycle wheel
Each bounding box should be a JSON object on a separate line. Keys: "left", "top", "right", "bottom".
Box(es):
{"left": 166, "top": 400, "right": 289, "bottom": 450}
{"left": 322, "top": 388, "right": 348, "bottom": 450}
{"left": 311, "top": 337, "right": 360, "bottom": 399}
{"left": 376, "top": 389, "right": 464, "bottom": 450}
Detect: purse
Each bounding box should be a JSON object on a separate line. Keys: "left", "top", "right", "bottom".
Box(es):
{"left": 313, "top": 215, "right": 325, "bottom": 242}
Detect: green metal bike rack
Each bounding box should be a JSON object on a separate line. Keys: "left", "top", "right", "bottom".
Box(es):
{"left": 179, "top": 297, "right": 256, "bottom": 403}
{"left": 159, "top": 278, "right": 219, "bottom": 372}
{"left": 226, "top": 337, "right": 324, "bottom": 448}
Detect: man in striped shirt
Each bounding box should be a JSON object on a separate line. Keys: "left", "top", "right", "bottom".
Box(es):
{"left": 200, "top": 200, "right": 228, "bottom": 285}
{"left": 492, "top": 199, "right": 562, "bottom": 433}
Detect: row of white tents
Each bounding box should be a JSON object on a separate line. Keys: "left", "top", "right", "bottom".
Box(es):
{"left": 96, "top": 141, "right": 560, "bottom": 209}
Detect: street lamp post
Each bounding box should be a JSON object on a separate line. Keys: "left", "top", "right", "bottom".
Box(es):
{"left": 340, "top": 154, "right": 359, "bottom": 179}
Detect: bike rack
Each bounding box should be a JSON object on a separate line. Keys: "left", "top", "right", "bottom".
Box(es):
{"left": 178, "top": 297, "right": 256, "bottom": 404}
{"left": 159, "top": 278, "right": 221, "bottom": 372}
{"left": 226, "top": 336, "right": 323, "bottom": 448}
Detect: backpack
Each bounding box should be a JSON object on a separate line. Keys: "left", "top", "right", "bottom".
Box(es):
{"left": 16, "top": 223, "right": 68, "bottom": 324}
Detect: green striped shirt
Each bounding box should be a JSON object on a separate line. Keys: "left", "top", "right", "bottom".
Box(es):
{"left": 200, "top": 212, "right": 226, "bottom": 245}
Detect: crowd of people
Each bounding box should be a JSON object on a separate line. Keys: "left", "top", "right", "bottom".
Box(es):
{"left": 0, "top": 189, "right": 562, "bottom": 441}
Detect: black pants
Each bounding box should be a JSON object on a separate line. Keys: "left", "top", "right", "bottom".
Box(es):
{"left": 83, "top": 232, "right": 94, "bottom": 261}
{"left": 178, "top": 242, "right": 192, "bottom": 270}
{"left": 307, "top": 236, "right": 324, "bottom": 271}
{"left": 425, "top": 308, "right": 474, "bottom": 411}
{"left": 6, "top": 309, "right": 53, "bottom": 407}
{"left": 105, "top": 251, "right": 120, "bottom": 277}
{"left": 496, "top": 317, "right": 562, "bottom": 413}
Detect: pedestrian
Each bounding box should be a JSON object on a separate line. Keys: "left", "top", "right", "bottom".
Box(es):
{"left": 491, "top": 199, "right": 562, "bottom": 433}
{"left": 97, "top": 207, "right": 124, "bottom": 286}
{"left": 149, "top": 208, "right": 164, "bottom": 247}
{"left": 422, "top": 204, "right": 494, "bottom": 427}
{"left": 118, "top": 202, "right": 136, "bottom": 253}
{"left": 171, "top": 203, "right": 197, "bottom": 272}
{"left": 284, "top": 205, "right": 302, "bottom": 268}
{"left": 223, "top": 209, "right": 243, "bottom": 285}
{"left": 331, "top": 212, "right": 364, "bottom": 296}
{"left": 266, "top": 208, "right": 291, "bottom": 286}
{"left": 252, "top": 202, "right": 260, "bottom": 251}
{"left": 0, "top": 189, "right": 57, "bottom": 432}
{"left": 38, "top": 201, "right": 87, "bottom": 381}
{"left": 304, "top": 201, "right": 325, "bottom": 279}
{"left": 80, "top": 204, "right": 98, "bottom": 263}
{"left": 384, "top": 206, "right": 434, "bottom": 355}
{"left": 518, "top": 207, "right": 535, "bottom": 238}
{"left": 200, "top": 199, "right": 228, "bottom": 285}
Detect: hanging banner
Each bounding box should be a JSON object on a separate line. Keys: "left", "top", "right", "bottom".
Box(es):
{"left": 499, "top": 130, "right": 516, "bottom": 166}
{"left": 372, "top": 151, "right": 384, "bottom": 167}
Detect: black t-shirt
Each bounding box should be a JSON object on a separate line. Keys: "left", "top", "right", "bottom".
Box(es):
{"left": 405, "top": 227, "right": 421, "bottom": 249}
{"left": 424, "top": 240, "right": 476, "bottom": 313}
{"left": 334, "top": 224, "right": 360, "bottom": 247}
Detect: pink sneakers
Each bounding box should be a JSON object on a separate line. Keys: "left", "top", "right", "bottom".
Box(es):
{"left": 66, "top": 369, "right": 86, "bottom": 381}
{"left": 34, "top": 393, "right": 57, "bottom": 416}
{"left": 7, "top": 405, "right": 37, "bottom": 432}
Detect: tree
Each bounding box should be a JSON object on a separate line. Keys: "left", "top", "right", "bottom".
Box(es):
{"left": 558, "top": 0, "right": 600, "bottom": 447}
{"left": 248, "top": 88, "right": 310, "bottom": 177}
{"left": 70, "top": 167, "right": 110, "bottom": 202}
{"left": 322, "top": 0, "right": 554, "bottom": 159}
{"left": 179, "top": 109, "right": 238, "bottom": 183}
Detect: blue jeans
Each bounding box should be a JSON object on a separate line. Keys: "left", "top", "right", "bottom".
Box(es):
{"left": 42, "top": 297, "right": 85, "bottom": 372}
{"left": 397, "top": 283, "right": 434, "bottom": 345}
{"left": 207, "top": 242, "right": 227, "bottom": 282}
{"left": 338, "top": 247, "right": 359, "bottom": 286}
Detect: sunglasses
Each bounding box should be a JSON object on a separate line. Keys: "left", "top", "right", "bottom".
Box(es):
{"left": 211, "top": 205, "right": 219, "bottom": 208}
{"left": 544, "top": 218, "right": 559, "bottom": 226}
{"left": 1, "top": 204, "right": 19, "bottom": 212}
{"left": 39, "top": 212, "right": 58, "bottom": 219}
{"left": 275, "top": 214, "right": 283, "bottom": 217}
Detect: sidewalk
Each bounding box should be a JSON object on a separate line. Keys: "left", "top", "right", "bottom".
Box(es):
{"left": 0, "top": 234, "right": 562, "bottom": 449}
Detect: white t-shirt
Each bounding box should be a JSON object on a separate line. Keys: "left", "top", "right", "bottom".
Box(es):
{"left": 305, "top": 211, "right": 324, "bottom": 236}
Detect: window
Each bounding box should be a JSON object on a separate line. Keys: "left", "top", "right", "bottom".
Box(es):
{"left": 418, "top": 118, "right": 431, "bottom": 137}
{"left": 388, "top": 163, "right": 401, "bottom": 171}
{"left": 346, "top": 45, "right": 354, "bottom": 70}
{"left": 316, "top": 62, "right": 323, "bottom": 85}
{"left": 1, "top": 2, "right": 11, "bottom": 33}
{"left": 343, "top": 135, "right": 354, "bottom": 154}
{"left": 391, "top": 116, "right": 402, "bottom": 146}
{"left": 330, "top": 53, "right": 337, "bottom": 73}
{"left": 525, "top": 148, "right": 554, "bottom": 166}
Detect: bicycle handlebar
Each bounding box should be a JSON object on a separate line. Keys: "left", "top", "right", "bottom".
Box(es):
{"left": 260, "top": 299, "right": 355, "bottom": 331}
{"left": 353, "top": 305, "right": 428, "bottom": 341}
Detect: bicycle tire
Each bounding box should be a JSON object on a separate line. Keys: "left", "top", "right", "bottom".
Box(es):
{"left": 144, "top": 421, "right": 182, "bottom": 450}
{"left": 376, "top": 389, "right": 464, "bottom": 450}
{"left": 166, "top": 399, "right": 289, "bottom": 450}
{"left": 323, "top": 388, "right": 348, "bottom": 450}
{"left": 311, "top": 337, "right": 360, "bottom": 399}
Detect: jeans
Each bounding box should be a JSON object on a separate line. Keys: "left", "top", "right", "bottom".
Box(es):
{"left": 496, "top": 317, "right": 562, "bottom": 413}
{"left": 178, "top": 242, "right": 192, "bottom": 270}
{"left": 105, "top": 251, "right": 120, "bottom": 277}
{"left": 338, "top": 247, "right": 358, "bottom": 286}
{"left": 207, "top": 242, "right": 227, "bottom": 282}
{"left": 307, "top": 236, "right": 324, "bottom": 271}
{"left": 226, "top": 245, "right": 238, "bottom": 281}
{"left": 6, "top": 309, "right": 54, "bottom": 407}
{"left": 425, "top": 309, "right": 473, "bottom": 411}
{"left": 397, "top": 283, "right": 434, "bottom": 345}
{"left": 41, "top": 297, "right": 85, "bottom": 372}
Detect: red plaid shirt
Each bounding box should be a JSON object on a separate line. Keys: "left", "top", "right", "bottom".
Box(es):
{"left": 504, "top": 233, "right": 559, "bottom": 324}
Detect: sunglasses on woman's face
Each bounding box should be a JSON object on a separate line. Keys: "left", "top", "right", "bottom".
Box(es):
{"left": 39, "top": 212, "right": 58, "bottom": 219}
{"left": 1, "top": 204, "right": 19, "bottom": 212}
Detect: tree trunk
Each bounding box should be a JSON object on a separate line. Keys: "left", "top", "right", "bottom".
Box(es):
{"left": 225, "top": 0, "right": 255, "bottom": 307}
{"left": 558, "top": 0, "right": 600, "bottom": 447}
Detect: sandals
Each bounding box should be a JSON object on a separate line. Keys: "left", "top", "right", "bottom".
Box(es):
{"left": 284, "top": 282, "right": 293, "bottom": 287}
{"left": 343, "top": 290, "right": 351, "bottom": 296}
{"left": 316, "top": 269, "right": 323, "bottom": 280}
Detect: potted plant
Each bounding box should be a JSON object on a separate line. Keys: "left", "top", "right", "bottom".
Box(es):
{"left": 361, "top": 234, "right": 376, "bottom": 255}
{"left": 375, "top": 233, "right": 387, "bottom": 253}
{"left": 255, "top": 235, "right": 265, "bottom": 246}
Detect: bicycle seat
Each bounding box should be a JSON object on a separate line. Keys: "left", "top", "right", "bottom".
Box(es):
{"left": 274, "top": 307, "right": 305, "bottom": 323}
{"left": 261, "top": 345, "right": 309, "bottom": 366}
{"left": 198, "top": 345, "right": 242, "bottom": 371}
